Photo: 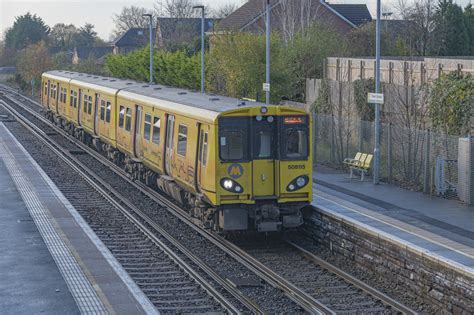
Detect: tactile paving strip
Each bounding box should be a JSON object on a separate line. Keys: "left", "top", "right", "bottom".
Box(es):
{"left": 0, "top": 123, "right": 108, "bottom": 315}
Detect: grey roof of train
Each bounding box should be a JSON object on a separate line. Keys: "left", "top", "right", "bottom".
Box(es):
{"left": 47, "top": 70, "right": 263, "bottom": 112}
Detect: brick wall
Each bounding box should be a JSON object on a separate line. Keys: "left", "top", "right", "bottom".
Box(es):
{"left": 306, "top": 209, "right": 474, "bottom": 314}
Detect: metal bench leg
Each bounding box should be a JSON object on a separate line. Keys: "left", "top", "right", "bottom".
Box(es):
{"left": 350, "top": 168, "right": 354, "bottom": 179}
{"left": 361, "top": 171, "right": 365, "bottom": 181}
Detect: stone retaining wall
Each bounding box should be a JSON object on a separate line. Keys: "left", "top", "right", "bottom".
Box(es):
{"left": 306, "top": 209, "right": 474, "bottom": 314}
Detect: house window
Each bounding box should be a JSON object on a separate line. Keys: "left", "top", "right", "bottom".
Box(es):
{"left": 177, "top": 124, "right": 187, "bottom": 156}
{"left": 118, "top": 106, "right": 125, "bottom": 128}
{"left": 152, "top": 117, "right": 160, "bottom": 144}
{"left": 144, "top": 114, "right": 151, "bottom": 141}
{"left": 105, "top": 102, "right": 111, "bottom": 123}
{"left": 100, "top": 100, "right": 105, "bottom": 120}
{"left": 125, "top": 107, "right": 132, "bottom": 131}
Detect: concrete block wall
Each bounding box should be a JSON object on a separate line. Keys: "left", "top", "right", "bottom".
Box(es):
{"left": 306, "top": 209, "right": 474, "bottom": 314}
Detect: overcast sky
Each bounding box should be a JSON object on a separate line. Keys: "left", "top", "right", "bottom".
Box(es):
{"left": 1, "top": 0, "right": 472, "bottom": 41}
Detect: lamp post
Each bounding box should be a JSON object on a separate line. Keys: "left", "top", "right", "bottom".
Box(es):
{"left": 142, "top": 13, "right": 153, "bottom": 84}
{"left": 193, "top": 5, "right": 205, "bottom": 94}
{"left": 373, "top": 0, "right": 382, "bottom": 184}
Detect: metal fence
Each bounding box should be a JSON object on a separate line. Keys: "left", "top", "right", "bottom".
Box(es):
{"left": 313, "top": 113, "right": 459, "bottom": 199}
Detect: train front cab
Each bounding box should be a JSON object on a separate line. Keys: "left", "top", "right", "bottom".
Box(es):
{"left": 216, "top": 106, "right": 312, "bottom": 232}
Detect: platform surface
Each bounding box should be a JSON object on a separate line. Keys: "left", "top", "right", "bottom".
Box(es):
{"left": 312, "top": 165, "right": 474, "bottom": 275}
{"left": 0, "top": 122, "right": 158, "bottom": 314}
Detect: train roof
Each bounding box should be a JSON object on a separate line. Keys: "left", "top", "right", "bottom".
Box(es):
{"left": 43, "top": 70, "right": 268, "bottom": 114}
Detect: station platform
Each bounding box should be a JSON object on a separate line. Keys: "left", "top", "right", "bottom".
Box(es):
{"left": 312, "top": 165, "right": 474, "bottom": 274}
{"left": 0, "top": 122, "right": 158, "bottom": 314}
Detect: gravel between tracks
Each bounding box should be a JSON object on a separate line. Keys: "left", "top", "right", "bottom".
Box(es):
{"left": 0, "top": 103, "right": 304, "bottom": 314}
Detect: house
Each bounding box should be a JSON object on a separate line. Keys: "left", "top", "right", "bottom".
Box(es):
{"left": 72, "top": 46, "right": 114, "bottom": 65}
{"left": 112, "top": 18, "right": 221, "bottom": 54}
{"left": 113, "top": 28, "right": 157, "bottom": 54}
{"left": 217, "top": 0, "right": 372, "bottom": 35}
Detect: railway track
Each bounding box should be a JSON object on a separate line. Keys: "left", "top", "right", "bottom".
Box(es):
{"left": 0, "top": 87, "right": 417, "bottom": 314}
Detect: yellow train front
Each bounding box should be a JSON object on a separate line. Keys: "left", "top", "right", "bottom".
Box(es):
{"left": 41, "top": 71, "right": 312, "bottom": 233}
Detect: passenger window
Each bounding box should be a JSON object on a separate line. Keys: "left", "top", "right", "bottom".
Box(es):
{"left": 220, "top": 130, "right": 243, "bottom": 160}
{"left": 285, "top": 129, "right": 308, "bottom": 158}
{"left": 177, "top": 124, "right": 187, "bottom": 156}
{"left": 100, "top": 100, "right": 105, "bottom": 120}
{"left": 152, "top": 117, "right": 160, "bottom": 144}
{"left": 105, "top": 102, "right": 111, "bottom": 123}
{"left": 119, "top": 106, "right": 125, "bottom": 128}
{"left": 203, "top": 133, "right": 208, "bottom": 165}
{"left": 144, "top": 114, "right": 151, "bottom": 141}
{"left": 83, "top": 94, "right": 88, "bottom": 112}
{"left": 125, "top": 108, "right": 132, "bottom": 131}
{"left": 74, "top": 92, "right": 78, "bottom": 108}
{"left": 88, "top": 96, "right": 92, "bottom": 114}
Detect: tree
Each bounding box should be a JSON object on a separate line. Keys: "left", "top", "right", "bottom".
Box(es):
{"left": 209, "top": 3, "right": 239, "bottom": 18}
{"left": 155, "top": 0, "right": 198, "bottom": 18}
{"left": 74, "top": 24, "right": 98, "bottom": 47}
{"left": 208, "top": 32, "right": 291, "bottom": 102}
{"left": 429, "top": 72, "right": 473, "bottom": 136}
{"left": 432, "top": 0, "right": 470, "bottom": 56}
{"left": 4, "top": 13, "right": 50, "bottom": 50}
{"left": 465, "top": 4, "right": 474, "bottom": 55}
{"left": 16, "top": 41, "right": 53, "bottom": 86}
{"left": 50, "top": 23, "right": 78, "bottom": 50}
{"left": 113, "top": 6, "right": 154, "bottom": 37}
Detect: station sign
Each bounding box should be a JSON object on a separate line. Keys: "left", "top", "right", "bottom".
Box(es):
{"left": 263, "top": 83, "right": 270, "bottom": 92}
{"left": 368, "top": 93, "right": 384, "bottom": 104}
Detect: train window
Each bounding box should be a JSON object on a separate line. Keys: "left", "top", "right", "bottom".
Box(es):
{"left": 203, "top": 132, "right": 208, "bottom": 166}
{"left": 83, "top": 94, "right": 88, "bottom": 112}
{"left": 256, "top": 131, "right": 272, "bottom": 159}
{"left": 177, "top": 124, "right": 187, "bottom": 156}
{"left": 284, "top": 129, "right": 308, "bottom": 159}
{"left": 73, "top": 92, "right": 77, "bottom": 108}
{"left": 220, "top": 130, "right": 243, "bottom": 160}
{"left": 100, "top": 100, "right": 105, "bottom": 120}
{"left": 125, "top": 108, "right": 132, "bottom": 131}
{"left": 152, "top": 117, "right": 160, "bottom": 144}
{"left": 70, "top": 90, "right": 73, "bottom": 107}
{"left": 144, "top": 114, "right": 151, "bottom": 141}
{"left": 88, "top": 96, "right": 93, "bottom": 114}
{"left": 105, "top": 102, "right": 111, "bottom": 123}
{"left": 119, "top": 106, "right": 125, "bottom": 128}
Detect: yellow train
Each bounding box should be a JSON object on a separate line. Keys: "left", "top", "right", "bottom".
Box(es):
{"left": 41, "top": 70, "right": 312, "bottom": 232}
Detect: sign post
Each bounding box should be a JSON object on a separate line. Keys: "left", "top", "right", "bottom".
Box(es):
{"left": 31, "top": 78, "right": 35, "bottom": 98}
{"left": 368, "top": 92, "right": 383, "bottom": 184}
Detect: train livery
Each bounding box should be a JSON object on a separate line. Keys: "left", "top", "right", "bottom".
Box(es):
{"left": 41, "top": 70, "right": 312, "bottom": 232}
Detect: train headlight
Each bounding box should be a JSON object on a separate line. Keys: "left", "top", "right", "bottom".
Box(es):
{"left": 220, "top": 178, "right": 244, "bottom": 193}
{"left": 223, "top": 179, "right": 233, "bottom": 189}
{"left": 286, "top": 175, "right": 309, "bottom": 192}
{"left": 296, "top": 177, "right": 306, "bottom": 187}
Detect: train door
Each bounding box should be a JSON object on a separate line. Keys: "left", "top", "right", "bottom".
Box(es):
{"left": 93, "top": 93, "right": 99, "bottom": 135}
{"left": 252, "top": 119, "right": 276, "bottom": 197}
{"left": 56, "top": 83, "right": 60, "bottom": 114}
{"left": 46, "top": 81, "right": 50, "bottom": 109}
{"left": 134, "top": 105, "right": 144, "bottom": 159}
{"left": 77, "top": 89, "right": 82, "bottom": 126}
{"left": 164, "top": 114, "right": 175, "bottom": 175}
{"left": 196, "top": 126, "right": 206, "bottom": 191}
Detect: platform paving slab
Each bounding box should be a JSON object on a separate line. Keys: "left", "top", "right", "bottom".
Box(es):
{"left": 312, "top": 165, "right": 474, "bottom": 275}
{"left": 0, "top": 122, "right": 158, "bottom": 314}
